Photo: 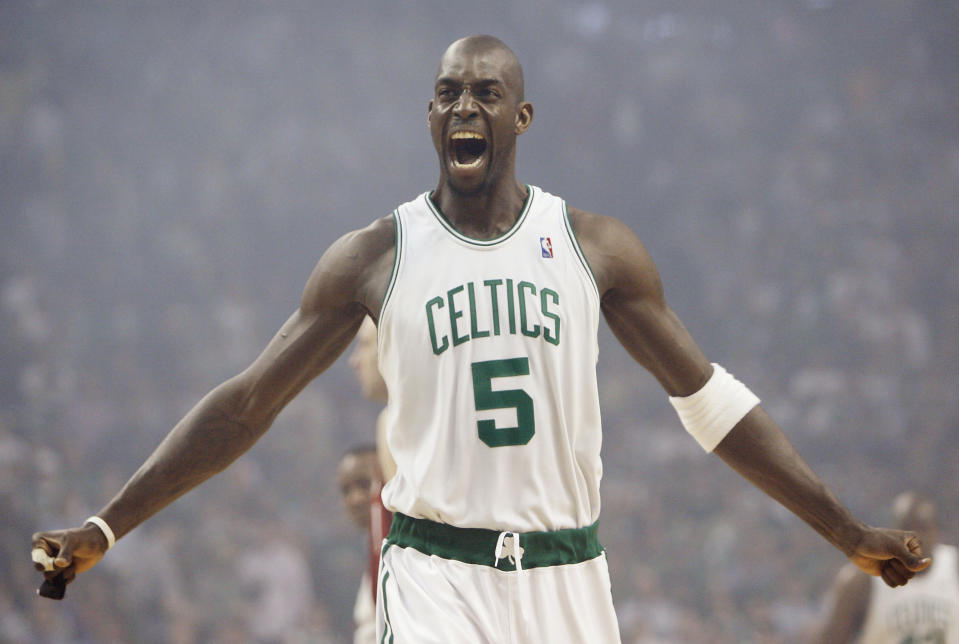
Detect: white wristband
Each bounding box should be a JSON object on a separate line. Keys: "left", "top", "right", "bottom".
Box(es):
{"left": 668, "top": 363, "right": 760, "bottom": 453}
{"left": 85, "top": 516, "right": 116, "bottom": 550}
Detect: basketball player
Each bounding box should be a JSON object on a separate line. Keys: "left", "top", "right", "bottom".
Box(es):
{"left": 32, "top": 35, "right": 930, "bottom": 642}
{"left": 809, "top": 492, "right": 959, "bottom": 643}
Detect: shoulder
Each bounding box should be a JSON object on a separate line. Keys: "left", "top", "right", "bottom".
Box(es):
{"left": 566, "top": 207, "right": 642, "bottom": 252}
{"left": 934, "top": 543, "right": 959, "bottom": 575}
{"left": 302, "top": 215, "right": 396, "bottom": 318}
{"left": 324, "top": 214, "right": 396, "bottom": 267}
{"left": 830, "top": 562, "right": 872, "bottom": 616}
{"left": 566, "top": 206, "right": 661, "bottom": 300}
{"left": 835, "top": 562, "right": 872, "bottom": 595}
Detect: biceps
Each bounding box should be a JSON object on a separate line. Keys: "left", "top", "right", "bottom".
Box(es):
{"left": 601, "top": 290, "right": 710, "bottom": 396}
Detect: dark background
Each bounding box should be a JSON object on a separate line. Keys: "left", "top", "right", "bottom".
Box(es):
{"left": 2, "top": 1, "right": 957, "bottom": 641}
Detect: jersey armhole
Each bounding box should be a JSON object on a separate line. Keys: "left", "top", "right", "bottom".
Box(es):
{"left": 561, "top": 201, "right": 600, "bottom": 301}
{"left": 378, "top": 208, "right": 404, "bottom": 325}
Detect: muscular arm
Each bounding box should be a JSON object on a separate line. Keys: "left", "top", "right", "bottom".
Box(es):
{"left": 99, "top": 307, "right": 362, "bottom": 539}
{"left": 98, "top": 216, "right": 395, "bottom": 537}
{"left": 570, "top": 208, "right": 928, "bottom": 580}
{"left": 33, "top": 216, "right": 395, "bottom": 580}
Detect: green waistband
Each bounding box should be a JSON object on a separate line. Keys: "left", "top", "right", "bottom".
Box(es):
{"left": 385, "top": 513, "right": 604, "bottom": 572}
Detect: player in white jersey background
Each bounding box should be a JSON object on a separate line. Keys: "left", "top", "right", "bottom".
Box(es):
{"left": 809, "top": 492, "right": 959, "bottom": 643}
{"left": 348, "top": 315, "right": 396, "bottom": 484}
{"left": 32, "top": 35, "right": 931, "bottom": 642}
{"left": 344, "top": 316, "right": 394, "bottom": 644}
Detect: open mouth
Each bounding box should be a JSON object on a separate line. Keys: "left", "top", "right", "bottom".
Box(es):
{"left": 450, "top": 131, "right": 488, "bottom": 168}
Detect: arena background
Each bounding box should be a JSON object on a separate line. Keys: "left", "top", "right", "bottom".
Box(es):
{"left": 2, "top": 1, "right": 957, "bottom": 641}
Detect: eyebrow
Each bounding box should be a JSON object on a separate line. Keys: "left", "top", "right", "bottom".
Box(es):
{"left": 435, "top": 77, "right": 505, "bottom": 88}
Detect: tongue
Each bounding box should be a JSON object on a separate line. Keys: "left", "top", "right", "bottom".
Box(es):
{"left": 454, "top": 140, "right": 486, "bottom": 165}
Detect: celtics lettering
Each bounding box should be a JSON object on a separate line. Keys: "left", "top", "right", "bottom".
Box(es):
{"left": 425, "top": 278, "right": 560, "bottom": 355}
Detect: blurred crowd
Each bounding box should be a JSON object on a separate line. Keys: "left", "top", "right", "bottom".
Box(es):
{"left": 2, "top": 1, "right": 957, "bottom": 642}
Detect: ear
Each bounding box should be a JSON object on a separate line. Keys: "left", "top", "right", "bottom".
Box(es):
{"left": 514, "top": 101, "right": 533, "bottom": 135}
{"left": 427, "top": 100, "right": 434, "bottom": 126}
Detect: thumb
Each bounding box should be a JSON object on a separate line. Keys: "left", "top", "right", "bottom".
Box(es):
{"left": 903, "top": 554, "right": 933, "bottom": 572}
{"left": 53, "top": 535, "right": 75, "bottom": 569}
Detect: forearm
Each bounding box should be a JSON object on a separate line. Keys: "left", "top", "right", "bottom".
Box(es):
{"left": 714, "top": 406, "right": 866, "bottom": 556}
{"left": 95, "top": 378, "right": 271, "bottom": 540}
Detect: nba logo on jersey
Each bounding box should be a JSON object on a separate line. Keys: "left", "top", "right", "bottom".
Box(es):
{"left": 540, "top": 237, "right": 553, "bottom": 258}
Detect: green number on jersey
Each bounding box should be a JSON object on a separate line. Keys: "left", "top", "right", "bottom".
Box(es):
{"left": 899, "top": 630, "right": 946, "bottom": 644}
{"left": 471, "top": 358, "right": 535, "bottom": 447}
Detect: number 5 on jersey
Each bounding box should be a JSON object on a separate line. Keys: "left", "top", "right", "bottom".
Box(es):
{"left": 471, "top": 358, "right": 535, "bottom": 447}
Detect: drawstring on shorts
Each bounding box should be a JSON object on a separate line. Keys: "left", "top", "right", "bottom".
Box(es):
{"left": 385, "top": 514, "right": 604, "bottom": 643}
{"left": 494, "top": 531, "right": 532, "bottom": 640}
{"left": 493, "top": 531, "right": 525, "bottom": 570}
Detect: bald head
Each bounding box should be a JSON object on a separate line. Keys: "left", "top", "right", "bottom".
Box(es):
{"left": 438, "top": 35, "right": 525, "bottom": 101}
{"left": 893, "top": 492, "right": 937, "bottom": 530}
{"left": 893, "top": 491, "right": 939, "bottom": 551}
{"left": 429, "top": 35, "right": 533, "bottom": 196}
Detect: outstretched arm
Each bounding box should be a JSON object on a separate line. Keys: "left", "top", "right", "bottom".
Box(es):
{"left": 571, "top": 207, "right": 930, "bottom": 584}
{"left": 31, "top": 216, "right": 395, "bottom": 591}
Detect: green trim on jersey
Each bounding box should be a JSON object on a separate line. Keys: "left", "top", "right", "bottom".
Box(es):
{"left": 561, "top": 201, "right": 600, "bottom": 299}
{"left": 425, "top": 185, "right": 535, "bottom": 246}
{"left": 379, "top": 569, "right": 393, "bottom": 644}
{"left": 386, "top": 513, "right": 604, "bottom": 572}
{"left": 379, "top": 209, "right": 404, "bottom": 322}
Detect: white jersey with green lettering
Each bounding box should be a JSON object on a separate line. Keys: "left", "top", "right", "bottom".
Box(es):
{"left": 858, "top": 543, "right": 959, "bottom": 644}
{"left": 378, "top": 185, "right": 603, "bottom": 533}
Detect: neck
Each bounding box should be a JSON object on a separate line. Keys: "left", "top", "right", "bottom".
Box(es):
{"left": 431, "top": 178, "right": 529, "bottom": 240}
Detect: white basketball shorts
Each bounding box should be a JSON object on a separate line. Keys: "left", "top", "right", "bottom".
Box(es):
{"left": 375, "top": 513, "right": 622, "bottom": 643}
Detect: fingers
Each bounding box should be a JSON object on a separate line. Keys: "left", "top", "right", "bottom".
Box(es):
{"left": 32, "top": 533, "right": 73, "bottom": 601}
{"left": 31, "top": 534, "right": 57, "bottom": 555}
{"left": 850, "top": 528, "right": 933, "bottom": 586}
{"left": 31, "top": 534, "right": 63, "bottom": 571}
{"left": 31, "top": 529, "right": 89, "bottom": 602}
{"left": 879, "top": 530, "right": 933, "bottom": 586}
{"left": 880, "top": 558, "right": 912, "bottom": 587}
{"left": 906, "top": 534, "right": 922, "bottom": 555}
{"left": 32, "top": 547, "right": 56, "bottom": 572}
{"left": 31, "top": 532, "right": 76, "bottom": 579}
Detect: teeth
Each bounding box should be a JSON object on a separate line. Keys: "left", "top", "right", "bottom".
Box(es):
{"left": 450, "top": 131, "right": 487, "bottom": 168}
{"left": 453, "top": 157, "right": 483, "bottom": 168}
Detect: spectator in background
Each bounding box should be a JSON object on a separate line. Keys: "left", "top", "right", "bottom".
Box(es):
{"left": 236, "top": 520, "right": 316, "bottom": 644}
{"left": 337, "top": 445, "right": 388, "bottom": 644}
{"left": 809, "top": 492, "right": 959, "bottom": 643}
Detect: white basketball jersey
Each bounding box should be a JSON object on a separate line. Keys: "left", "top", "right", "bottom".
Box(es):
{"left": 377, "top": 185, "right": 603, "bottom": 533}
{"left": 858, "top": 544, "right": 959, "bottom": 644}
